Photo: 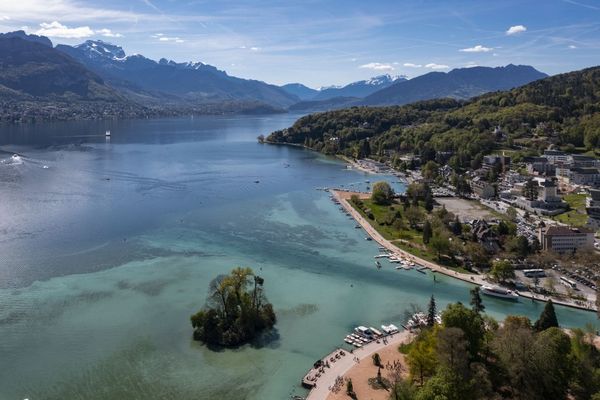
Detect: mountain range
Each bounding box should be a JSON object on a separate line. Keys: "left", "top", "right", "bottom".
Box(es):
{"left": 0, "top": 30, "right": 551, "bottom": 122}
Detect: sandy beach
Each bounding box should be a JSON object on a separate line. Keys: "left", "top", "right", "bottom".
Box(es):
{"left": 305, "top": 330, "right": 413, "bottom": 400}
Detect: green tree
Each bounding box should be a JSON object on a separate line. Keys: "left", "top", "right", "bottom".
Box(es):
{"left": 490, "top": 260, "right": 515, "bottom": 282}
{"left": 405, "top": 206, "right": 424, "bottom": 229}
{"left": 451, "top": 216, "right": 462, "bottom": 236}
{"left": 430, "top": 231, "right": 450, "bottom": 261}
{"left": 523, "top": 178, "right": 539, "bottom": 201}
{"left": 506, "top": 206, "right": 518, "bottom": 221}
{"left": 427, "top": 295, "right": 437, "bottom": 327}
{"left": 470, "top": 287, "right": 485, "bottom": 314}
{"left": 407, "top": 329, "right": 437, "bottom": 385}
{"left": 442, "top": 302, "right": 485, "bottom": 360}
{"left": 372, "top": 181, "right": 395, "bottom": 205}
{"left": 422, "top": 220, "right": 432, "bottom": 244}
{"left": 534, "top": 300, "right": 559, "bottom": 331}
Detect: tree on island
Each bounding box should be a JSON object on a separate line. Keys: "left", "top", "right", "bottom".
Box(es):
{"left": 371, "top": 181, "right": 395, "bottom": 205}
{"left": 534, "top": 300, "right": 559, "bottom": 332}
{"left": 190, "top": 267, "right": 276, "bottom": 347}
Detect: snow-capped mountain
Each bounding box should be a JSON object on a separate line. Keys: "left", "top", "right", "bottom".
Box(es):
{"left": 76, "top": 40, "right": 126, "bottom": 60}
{"left": 55, "top": 40, "right": 298, "bottom": 107}
{"left": 312, "top": 74, "right": 407, "bottom": 100}
{"left": 280, "top": 74, "right": 407, "bottom": 101}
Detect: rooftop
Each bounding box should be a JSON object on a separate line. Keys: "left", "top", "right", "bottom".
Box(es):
{"left": 544, "top": 226, "right": 594, "bottom": 236}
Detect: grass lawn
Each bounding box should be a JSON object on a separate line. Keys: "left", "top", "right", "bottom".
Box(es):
{"left": 553, "top": 193, "right": 588, "bottom": 227}
{"left": 349, "top": 198, "right": 468, "bottom": 271}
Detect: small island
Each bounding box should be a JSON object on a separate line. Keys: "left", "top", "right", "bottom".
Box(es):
{"left": 190, "top": 267, "right": 277, "bottom": 347}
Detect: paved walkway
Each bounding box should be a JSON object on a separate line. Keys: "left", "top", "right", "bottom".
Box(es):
{"left": 332, "top": 190, "right": 596, "bottom": 313}
{"left": 306, "top": 331, "right": 412, "bottom": 400}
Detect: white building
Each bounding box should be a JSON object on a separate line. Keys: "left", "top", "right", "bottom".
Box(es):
{"left": 538, "top": 225, "right": 595, "bottom": 253}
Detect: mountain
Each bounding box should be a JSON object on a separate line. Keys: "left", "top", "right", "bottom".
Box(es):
{"left": 361, "top": 64, "right": 548, "bottom": 106}
{"left": 267, "top": 66, "right": 600, "bottom": 168}
{"left": 280, "top": 83, "right": 319, "bottom": 100}
{"left": 314, "top": 74, "right": 406, "bottom": 100}
{"left": 0, "top": 35, "right": 149, "bottom": 122}
{"left": 56, "top": 40, "right": 299, "bottom": 108}
{"left": 0, "top": 30, "right": 52, "bottom": 47}
{"left": 0, "top": 36, "right": 119, "bottom": 100}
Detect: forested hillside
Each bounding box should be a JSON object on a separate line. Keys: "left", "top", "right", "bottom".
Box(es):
{"left": 268, "top": 66, "right": 600, "bottom": 170}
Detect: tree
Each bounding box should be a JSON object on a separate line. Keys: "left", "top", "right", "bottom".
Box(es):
{"left": 506, "top": 206, "right": 518, "bottom": 221}
{"left": 422, "top": 220, "right": 432, "bottom": 244}
{"left": 372, "top": 181, "right": 395, "bottom": 205}
{"left": 372, "top": 352, "right": 382, "bottom": 367}
{"left": 470, "top": 287, "right": 485, "bottom": 314}
{"left": 424, "top": 191, "right": 434, "bottom": 213}
{"left": 436, "top": 327, "right": 469, "bottom": 378}
{"left": 407, "top": 329, "right": 437, "bottom": 385}
{"left": 257, "top": 134, "right": 265, "bottom": 143}
{"left": 191, "top": 267, "right": 276, "bottom": 346}
{"left": 523, "top": 178, "right": 539, "bottom": 201}
{"left": 506, "top": 235, "right": 531, "bottom": 258}
{"left": 451, "top": 216, "right": 462, "bottom": 236}
{"left": 490, "top": 260, "right": 515, "bottom": 282}
{"left": 390, "top": 378, "right": 417, "bottom": 400}
{"left": 534, "top": 300, "right": 559, "bottom": 331}
{"left": 405, "top": 206, "right": 424, "bottom": 229}
{"left": 427, "top": 295, "right": 437, "bottom": 327}
{"left": 430, "top": 231, "right": 450, "bottom": 261}
{"left": 442, "top": 302, "right": 485, "bottom": 360}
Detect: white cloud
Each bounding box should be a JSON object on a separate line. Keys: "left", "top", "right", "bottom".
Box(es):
{"left": 465, "top": 62, "right": 479, "bottom": 68}
{"left": 97, "top": 28, "right": 122, "bottom": 38}
{"left": 425, "top": 63, "right": 449, "bottom": 70}
{"left": 0, "top": 15, "right": 10, "bottom": 21}
{"left": 403, "top": 63, "right": 422, "bottom": 68}
{"left": 569, "top": 44, "right": 577, "bottom": 49}
{"left": 359, "top": 62, "right": 395, "bottom": 72}
{"left": 35, "top": 21, "right": 94, "bottom": 38}
{"left": 154, "top": 34, "right": 184, "bottom": 43}
{"left": 250, "top": 46, "right": 260, "bottom": 51}
{"left": 506, "top": 25, "right": 527, "bottom": 35}
{"left": 459, "top": 45, "right": 493, "bottom": 53}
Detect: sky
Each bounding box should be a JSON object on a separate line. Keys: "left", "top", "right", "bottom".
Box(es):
{"left": 0, "top": 0, "right": 599, "bottom": 88}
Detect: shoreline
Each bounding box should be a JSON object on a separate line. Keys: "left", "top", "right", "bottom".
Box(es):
{"left": 332, "top": 189, "right": 597, "bottom": 313}
{"left": 304, "top": 330, "right": 413, "bottom": 400}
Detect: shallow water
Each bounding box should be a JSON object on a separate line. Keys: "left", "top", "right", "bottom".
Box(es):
{"left": 0, "top": 115, "right": 597, "bottom": 400}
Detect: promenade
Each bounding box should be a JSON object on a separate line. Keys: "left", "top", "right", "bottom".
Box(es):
{"left": 332, "top": 189, "right": 596, "bottom": 313}
{"left": 305, "top": 330, "right": 412, "bottom": 400}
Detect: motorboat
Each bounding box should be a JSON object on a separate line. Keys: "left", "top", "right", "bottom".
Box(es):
{"left": 481, "top": 285, "right": 519, "bottom": 301}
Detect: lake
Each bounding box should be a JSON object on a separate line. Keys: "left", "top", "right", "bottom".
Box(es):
{"left": 0, "top": 114, "right": 597, "bottom": 400}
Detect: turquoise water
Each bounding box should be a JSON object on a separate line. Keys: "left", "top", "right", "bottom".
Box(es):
{"left": 0, "top": 115, "right": 597, "bottom": 400}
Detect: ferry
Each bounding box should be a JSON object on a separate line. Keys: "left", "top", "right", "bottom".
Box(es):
{"left": 481, "top": 285, "right": 519, "bottom": 301}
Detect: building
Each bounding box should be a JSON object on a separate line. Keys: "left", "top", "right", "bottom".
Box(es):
{"left": 470, "top": 177, "right": 495, "bottom": 199}
{"left": 543, "top": 150, "right": 569, "bottom": 165}
{"left": 587, "top": 189, "right": 600, "bottom": 229}
{"left": 538, "top": 225, "right": 594, "bottom": 253}
{"left": 525, "top": 156, "right": 555, "bottom": 176}
{"left": 513, "top": 179, "right": 567, "bottom": 216}
{"left": 481, "top": 155, "right": 511, "bottom": 173}
{"left": 571, "top": 155, "right": 600, "bottom": 169}
{"left": 568, "top": 168, "right": 600, "bottom": 186}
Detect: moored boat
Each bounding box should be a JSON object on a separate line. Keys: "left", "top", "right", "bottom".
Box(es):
{"left": 481, "top": 285, "right": 519, "bottom": 301}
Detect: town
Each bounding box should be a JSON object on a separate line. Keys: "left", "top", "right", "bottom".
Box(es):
{"left": 349, "top": 145, "right": 600, "bottom": 310}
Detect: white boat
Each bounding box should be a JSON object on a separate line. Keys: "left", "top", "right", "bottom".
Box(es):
{"left": 105, "top": 130, "right": 111, "bottom": 137}
{"left": 481, "top": 285, "right": 519, "bottom": 301}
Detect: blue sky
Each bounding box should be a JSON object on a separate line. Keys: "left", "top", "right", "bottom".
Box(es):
{"left": 0, "top": 0, "right": 599, "bottom": 88}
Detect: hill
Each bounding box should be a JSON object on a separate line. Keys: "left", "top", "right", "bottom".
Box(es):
{"left": 361, "top": 64, "right": 548, "bottom": 106}
{"left": 280, "top": 83, "right": 319, "bottom": 100}
{"left": 314, "top": 74, "right": 406, "bottom": 101}
{"left": 267, "top": 66, "right": 600, "bottom": 169}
